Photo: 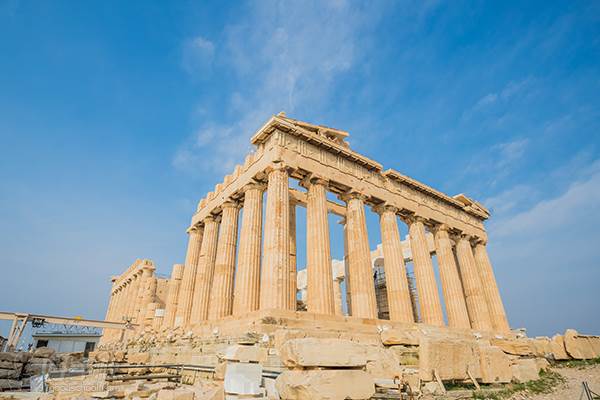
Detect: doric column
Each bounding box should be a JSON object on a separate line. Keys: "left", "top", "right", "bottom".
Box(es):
{"left": 432, "top": 225, "right": 471, "bottom": 329}
{"left": 341, "top": 218, "right": 352, "bottom": 315}
{"left": 473, "top": 240, "right": 510, "bottom": 332}
{"left": 333, "top": 277, "right": 344, "bottom": 316}
{"left": 289, "top": 201, "right": 298, "bottom": 310}
{"left": 209, "top": 201, "right": 241, "bottom": 320}
{"left": 404, "top": 216, "right": 444, "bottom": 326}
{"left": 175, "top": 226, "right": 204, "bottom": 327}
{"left": 101, "top": 278, "right": 119, "bottom": 343}
{"left": 343, "top": 193, "right": 377, "bottom": 319}
{"left": 112, "top": 286, "right": 124, "bottom": 323}
{"left": 233, "top": 183, "right": 264, "bottom": 315}
{"left": 305, "top": 178, "right": 335, "bottom": 315}
{"left": 139, "top": 266, "right": 157, "bottom": 329}
{"left": 260, "top": 163, "right": 294, "bottom": 311}
{"left": 376, "top": 205, "right": 414, "bottom": 323}
{"left": 126, "top": 274, "right": 141, "bottom": 321}
{"left": 190, "top": 216, "right": 220, "bottom": 323}
{"left": 163, "top": 264, "right": 184, "bottom": 329}
{"left": 455, "top": 234, "right": 492, "bottom": 331}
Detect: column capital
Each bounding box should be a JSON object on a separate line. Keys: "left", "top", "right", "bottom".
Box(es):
{"left": 187, "top": 223, "right": 203, "bottom": 234}
{"left": 221, "top": 200, "right": 241, "bottom": 210}
{"left": 372, "top": 203, "right": 399, "bottom": 216}
{"left": 242, "top": 182, "right": 266, "bottom": 193}
{"left": 399, "top": 213, "right": 427, "bottom": 226}
{"left": 472, "top": 236, "right": 487, "bottom": 246}
{"left": 339, "top": 191, "right": 368, "bottom": 203}
{"left": 430, "top": 223, "right": 451, "bottom": 234}
{"left": 265, "top": 161, "right": 290, "bottom": 174}
{"left": 203, "top": 215, "right": 217, "bottom": 224}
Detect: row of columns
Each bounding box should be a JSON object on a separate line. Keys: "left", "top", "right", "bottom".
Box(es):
{"left": 169, "top": 163, "right": 509, "bottom": 333}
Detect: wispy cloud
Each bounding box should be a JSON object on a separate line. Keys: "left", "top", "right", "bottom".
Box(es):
{"left": 173, "top": 0, "right": 384, "bottom": 175}
{"left": 181, "top": 36, "right": 215, "bottom": 78}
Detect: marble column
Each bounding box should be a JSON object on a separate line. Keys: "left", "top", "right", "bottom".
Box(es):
{"left": 233, "top": 183, "right": 264, "bottom": 315}
{"left": 139, "top": 268, "right": 157, "bottom": 329}
{"left": 305, "top": 178, "right": 335, "bottom": 314}
{"left": 113, "top": 286, "right": 123, "bottom": 323}
{"left": 289, "top": 201, "right": 298, "bottom": 310}
{"left": 209, "top": 201, "right": 240, "bottom": 320}
{"left": 191, "top": 216, "right": 220, "bottom": 323}
{"left": 333, "top": 277, "right": 344, "bottom": 316}
{"left": 455, "top": 234, "right": 492, "bottom": 331}
{"left": 377, "top": 205, "right": 414, "bottom": 323}
{"left": 433, "top": 225, "right": 471, "bottom": 329}
{"left": 101, "top": 278, "right": 119, "bottom": 342}
{"left": 163, "top": 264, "right": 184, "bottom": 329}
{"left": 175, "top": 226, "right": 204, "bottom": 327}
{"left": 260, "top": 164, "right": 294, "bottom": 311}
{"left": 132, "top": 271, "right": 147, "bottom": 323}
{"left": 344, "top": 193, "right": 377, "bottom": 319}
{"left": 126, "top": 274, "right": 141, "bottom": 321}
{"left": 473, "top": 241, "right": 510, "bottom": 332}
{"left": 405, "top": 216, "right": 444, "bottom": 326}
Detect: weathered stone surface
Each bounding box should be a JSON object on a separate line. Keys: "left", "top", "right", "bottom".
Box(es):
{"left": 276, "top": 369, "right": 375, "bottom": 400}
{"left": 490, "top": 338, "right": 534, "bottom": 356}
{"left": 0, "top": 368, "right": 20, "bottom": 379}
{"left": 564, "top": 329, "right": 599, "bottom": 360}
{"left": 34, "top": 347, "right": 56, "bottom": 359}
{"left": 478, "top": 345, "right": 511, "bottom": 383}
{"left": 224, "top": 362, "right": 262, "bottom": 395}
{"left": 531, "top": 337, "right": 552, "bottom": 357}
{"left": 380, "top": 329, "right": 419, "bottom": 346}
{"left": 364, "top": 346, "right": 402, "bottom": 380}
{"left": 0, "top": 352, "right": 30, "bottom": 363}
{"left": 0, "top": 378, "right": 22, "bottom": 390}
{"left": 511, "top": 359, "right": 539, "bottom": 383}
{"left": 419, "top": 337, "right": 480, "bottom": 381}
{"left": 24, "top": 358, "right": 56, "bottom": 375}
{"left": 128, "top": 352, "right": 151, "bottom": 364}
{"left": 550, "top": 335, "right": 570, "bottom": 360}
{"left": 279, "top": 338, "right": 368, "bottom": 367}
{"left": 218, "top": 345, "right": 267, "bottom": 363}
{"left": 156, "top": 388, "right": 194, "bottom": 400}
{"left": 388, "top": 345, "right": 419, "bottom": 366}
{"left": 534, "top": 357, "right": 550, "bottom": 372}
{"left": 0, "top": 360, "right": 23, "bottom": 371}
{"left": 92, "top": 351, "right": 112, "bottom": 363}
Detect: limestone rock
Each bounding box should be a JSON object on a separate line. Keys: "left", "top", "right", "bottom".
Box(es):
{"left": 156, "top": 388, "right": 194, "bottom": 400}
{"left": 0, "top": 352, "right": 31, "bottom": 363}
{"left": 34, "top": 347, "right": 56, "bottom": 359}
{"left": 364, "top": 346, "right": 402, "bottom": 381}
{"left": 550, "top": 335, "right": 570, "bottom": 360}
{"left": 279, "top": 338, "right": 368, "bottom": 368}
{"left": 0, "top": 379, "right": 22, "bottom": 390}
{"left": 224, "top": 362, "right": 262, "bottom": 395}
{"left": 276, "top": 369, "right": 375, "bottom": 400}
{"left": 128, "top": 352, "right": 151, "bottom": 364}
{"left": 478, "top": 345, "right": 511, "bottom": 384}
{"left": 218, "top": 345, "right": 267, "bottom": 363}
{"left": 531, "top": 337, "right": 552, "bottom": 357}
{"left": 0, "top": 368, "right": 20, "bottom": 379}
{"left": 490, "top": 338, "right": 534, "bottom": 356}
{"left": 24, "top": 358, "right": 56, "bottom": 375}
{"left": 535, "top": 357, "right": 550, "bottom": 372}
{"left": 511, "top": 359, "right": 539, "bottom": 383}
{"left": 419, "top": 337, "right": 480, "bottom": 381}
{"left": 0, "top": 361, "right": 23, "bottom": 372}
{"left": 564, "top": 329, "right": 599, "bottom": 360}
{"left": 380, "top": 329, "right": 419, "bottom": 346}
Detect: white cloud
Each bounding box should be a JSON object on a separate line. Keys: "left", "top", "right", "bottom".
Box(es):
{"left": 493, "top": 138, "right": 529, "bottom": 169}
{"left": 181, "top": 35, "right": 215, "bottom": 78}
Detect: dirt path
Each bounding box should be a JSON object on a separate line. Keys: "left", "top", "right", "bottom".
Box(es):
{"left": 512, "top": 364, "right": 600, "bottom": 399}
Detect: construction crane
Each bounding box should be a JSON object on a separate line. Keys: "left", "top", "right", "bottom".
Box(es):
{"left": 0, "top": 311, "right": 135, "bottom": 351}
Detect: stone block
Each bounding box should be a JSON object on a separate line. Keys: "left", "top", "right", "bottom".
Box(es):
{"left": 380, "top": 329, "right": 419, "bottom": 346}
{"left": 511, "top": 358, "right": 539, "bottom": 383}
{"left": 490, "top": 338, "right": 534, "bottom": 356}
{"left": 279, "top": 338, "right": 368, "bottom": 367}
{"left": 0, "top": 378, "right": 22, "bottom": 390}
{"left": 419, "top": 337, "right": 480, "bottom": 381}
{"left": 564, "top": 329, "right": 599, "bottom": 360}
{"left": 219, "top": 345, "right": 267, "bottom": 363}
{"left": 276, "top": 369, "right": 375, "bottom": 400}
{"left": 0, "top": 368, "right": 20, "bottom": 379}
{"left": 478, "top": 345, "right": 511, "bottom": 384}
{"left": 388, "top": 345, "right": 419, "bottom": 366}
{"left": 0, "top": 360, "right": 22, "bottom": 371}
{"left": 0, "top": 352, "right": 31, "bottom": 363}
{"left": 156, "top": 388, "right": 195, "bottom": 400}
{"left": 535, "top": 357, "right": 550, "bottom": 372}
{"left": 224, "top": 362, "right": 262, "bottom": 395}
{"left": 34, "top": 347, "right": 56, "bottom": 359}
{"left": 93, "top": 351, "right": 113, "bottom": 363}
{"left": 550, "top": 335, "right": 570, "bottom": 360}
{"left": 263, "top": 377, "right": 279, "bottom": 400}
{"left": 364, "top": 346, "right": 402, "bottom": 381}
{"left": 531, "top": 337, "right": 552, "bottom": 357}
{"left": 24, "top": 358, "right": 56, "bottom": 375}
{"left": 128, "top": 352, "right": 151, "bottom": 364}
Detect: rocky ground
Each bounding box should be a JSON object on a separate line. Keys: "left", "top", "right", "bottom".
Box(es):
{"left": 514, "top": 364, "right": 600, "bottom": 400}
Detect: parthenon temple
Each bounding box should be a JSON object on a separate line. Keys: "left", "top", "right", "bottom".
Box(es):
{"left": 102, "top": 113, "right": 509, "bottom": 339}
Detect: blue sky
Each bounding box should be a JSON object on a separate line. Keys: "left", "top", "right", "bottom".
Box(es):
{"left": 1, "top": 0, "right": 599, "bottom": 342}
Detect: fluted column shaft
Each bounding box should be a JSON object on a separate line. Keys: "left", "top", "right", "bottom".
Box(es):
{"left": 342, "top": 219, "right": 352, "bottom": 315}
{"left": 126, "top": 275, "right": 141, "bottom": 321}
{"left": 378, "top": 206, "right": 414, "bottom": 323}
{"left": 133, "top": 272, "right": 147, "bottom": 323}
{"left": 176, "top": 227, "right": 204, "bottom": 327}
{"left": 260, "top": 164, "right": 294, "bottom": 310}
{"left": 113, "top": 287, "right": 124, "bottom": 323}
{"left": 209, "top": 202, "right": 240, "bottom": 320}
{"left": 139, "top": 268, "right": 157, "bottom": 329}
{"left": 233, "top": 184, "right": 264, "bottom": 315}
{"left": 406, "top": 217, "right": 444, "bottom": 326}
{"left": 163, "top": 264, "right": 184, "bottom": 329}
{"left": 433, "top": 226, "right": 471, "bottom": 329}
{"left": 289, "top": 202, "right": 297, "bottom": 309}
{"left": 305, "top": 178, "right": 335, "bottom": 315}
{"left": 344, "top": 193, "right": 377, "bottom": 319}
{"left": 333, "top": 278, "right": 344, "bottom": 316}
{"left": 190, "top": 216, "right": 220, "bottom": 323}
{"left": 455, "top": 235, "right": 492, "bottom": 331}
{"left": 473, "top": 242, "right": 510, "bottom": 332}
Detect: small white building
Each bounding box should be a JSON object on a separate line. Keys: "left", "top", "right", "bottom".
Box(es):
{"left": 32, "top": 331, "right": 101, "bottom": 355}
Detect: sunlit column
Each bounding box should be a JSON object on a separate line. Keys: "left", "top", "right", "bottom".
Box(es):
{"left": 175, "top": 226, "right": 203, "bottom": 327}
{"left": 404, "top": 216, "right": 444, "bottom": 326}
{"left": 233, "top": 183, "right": 264, "bottom": 315}
{"left": 209, "top": 201, "right": 240, "bottom": 319}
{"left": 190, "top": 216, "right": 220, "bottom": 323}
{"left": 260, "top": 163, "right": 294, "bottom": 310}
{"left": 377, "top": 205, "right": 414, "bottom": 323}
{"left": 289, "top": 200, "right": 298, "bottom": 310}
{"left": 343, "top": 192, "right": 377, "bottom": 319}
{"left": 163, "top": 264, "right": 184, "bottom": 329}
{"left": 455, "top": 234, "right": 492, "bottom": 331}
{"left": 433, "top": 225, "right": 471, "bottom": 329}
{"left": 473, "top": 240, "right": 510, "bottom": 332}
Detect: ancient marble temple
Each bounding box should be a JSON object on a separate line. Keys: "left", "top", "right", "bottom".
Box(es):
{"left": 102, "top": 113, "right": 510, "bottom": 342}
